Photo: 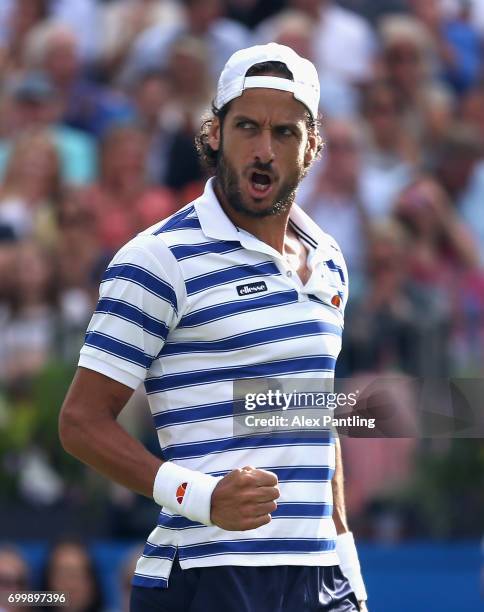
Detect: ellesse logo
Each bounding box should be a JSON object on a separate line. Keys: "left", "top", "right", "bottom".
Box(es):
{"left": 331, "top": 295, "right": 341, "bottom": 308}
{"left": 176, "top": 482, "right": 188, "bottom": 504}
{"left": 236, "top": 281, "right": 268, "bottom": 296}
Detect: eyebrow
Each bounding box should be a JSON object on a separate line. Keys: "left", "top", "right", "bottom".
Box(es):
{"left": 231, "top": 115, "right": 303, "bottom": 134}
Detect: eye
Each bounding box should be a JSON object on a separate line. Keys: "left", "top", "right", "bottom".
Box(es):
{"left": 276, "top": 126, "right": 294, "bottom": 137}
{"left": 236, "top": 120, "right": 256, "bottom": 130}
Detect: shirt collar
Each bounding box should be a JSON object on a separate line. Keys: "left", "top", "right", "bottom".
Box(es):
{"left": 195, "top": 177, "right": 334, "bottom": 260}
{"left": 194, "top": 178, "right": 241, "bottom": 242}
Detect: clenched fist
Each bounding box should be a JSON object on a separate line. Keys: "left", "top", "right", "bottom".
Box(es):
{"left": 210, "top": 466, "right": 280, "bottom": 531}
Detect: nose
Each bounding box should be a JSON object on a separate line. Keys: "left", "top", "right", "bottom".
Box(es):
{"left": 253, "top": 128, "right": 275, "bottom": 165}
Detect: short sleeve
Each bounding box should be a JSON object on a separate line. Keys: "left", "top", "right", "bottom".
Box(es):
{"left": 331, "top": 242, "right": 349, "bottom": 315}
{"left": 78, "top": 237, "right": 184, "bottom": 389}
{"left": 321, "top": 234, "right": 350, "bottom": 324}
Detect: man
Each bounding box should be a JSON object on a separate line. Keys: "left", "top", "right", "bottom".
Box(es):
{"left": 59, "top": 43, "right": 369, "bottom": 611}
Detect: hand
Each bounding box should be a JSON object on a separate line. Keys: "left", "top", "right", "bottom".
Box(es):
{"left": 358, "top": 601, "right": 369, "bottom": 612}
{"left": 210, "top": 466, "right": 280, "bottom": 530}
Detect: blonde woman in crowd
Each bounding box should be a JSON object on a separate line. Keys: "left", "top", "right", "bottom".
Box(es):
{"left": 0, "top": 128, "right": 62, "bottom": 248}
{"left": 0, "top": 239, "right": 57, "bottom": 385}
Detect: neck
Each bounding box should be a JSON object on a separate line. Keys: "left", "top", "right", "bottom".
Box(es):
{"left": 214, "top": 180, "right": 291, "bottom": 254}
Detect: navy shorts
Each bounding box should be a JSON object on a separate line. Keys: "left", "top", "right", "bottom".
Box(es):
{"left": 130, "top": 554, "right": 360, "bottom": 611}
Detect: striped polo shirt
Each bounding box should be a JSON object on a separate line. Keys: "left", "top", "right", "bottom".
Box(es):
{"left": 78, "top": 178, "right": 348, "bottom": 587}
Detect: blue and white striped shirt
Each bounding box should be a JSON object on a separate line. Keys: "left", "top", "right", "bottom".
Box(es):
{"left": 79, "top": 178, "right": 348, "bottom": 587}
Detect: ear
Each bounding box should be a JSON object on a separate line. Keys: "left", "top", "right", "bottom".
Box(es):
{"left": 208, "top": 117, "right": 221, "bottom": 152}
{"left": 304, "top": 128, "right": 319, "bottom": 167}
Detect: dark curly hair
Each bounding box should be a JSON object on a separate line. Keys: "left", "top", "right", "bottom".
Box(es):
{"left": 195, "top": 61, "right": 323, "bottom": 171}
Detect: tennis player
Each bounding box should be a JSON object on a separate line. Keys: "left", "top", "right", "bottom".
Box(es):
{"left": 59, "top": 43, "right": 368, "bottom": 611}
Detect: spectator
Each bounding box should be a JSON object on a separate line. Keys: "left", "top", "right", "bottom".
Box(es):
{"left": 55, "top": 191, "right": 102, "bottom": 360}
{"left": 41, "top": 539, "right": 105, "bottom": 612}
{"left": 457, "top": 0, "right": 484, "bottom": 38}
{"left": 0, "top": 0, "right": 49, "bottom": 79}
{"left": 0, "top": 72, "right": 97, "bottom": 185}
{"left": 434, "top": 124, "right": 484, "bottom": 265}
{"left": 257, "top": 9, "right": 358, "bottom": 118}
{"left": 393, "top": 175, "right": 478, "bottom": 290}
{"left": 77, "top": 124, "right": 177, "bottom": 253}
{"left": 0, "top": 545, "right": 31, "bottom": 612}
{"left": 120, "top": 0, "right": 250, "bottom": 84}
{"left": 25, "top": 22, "right": 133, "bottom": 137}
{"left": 361, "top": 80, "right": 420, "bottom": 170}
{"left": 130, "top": 70, "right": 176, "bottom": 186}
{"left": 359, "top": 80, "right": 417, "bottom": 217}
{"left": 256, "top": 0, "right": 377, "bottom": 85}
{"left": 0, "top": 0, "right": 101, "bottom": 65}
{"left": 98, "top": 0, "right": 183, "bottom": 80}
{"left": 0, "top": 240, "right": 58, "bottom": 386}
{"left": 161, "top": 36, "right": 214, "bottom": 192}
{"left": 408, "top": 0, "right": 483, "bottom": 94}
{"left": 460, "top": 84, "right": 484, "bottom": 142}
{"left": 379, "top": 15, "right": 455, "bottom": 158}
{"left": 339, "top": 220, "right": 451, "bottom": 378}
{"left": 0, "top": 129, "right": 62, "bottom": 246}
{"left": 434, "top": 122, "right": 484, "bottom": 204}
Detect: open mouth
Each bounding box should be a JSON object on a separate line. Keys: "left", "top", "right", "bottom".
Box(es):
{"left": 248, "top": 171, "right": 274, "bottom": 199}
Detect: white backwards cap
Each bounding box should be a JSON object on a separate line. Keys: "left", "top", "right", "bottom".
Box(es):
{"left": 214, "top": 43, "right": 320, "bottom": 119}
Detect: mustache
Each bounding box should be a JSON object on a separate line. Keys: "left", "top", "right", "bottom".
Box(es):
{"left": 246, "top": 161, "right": 278, "bottom": 180}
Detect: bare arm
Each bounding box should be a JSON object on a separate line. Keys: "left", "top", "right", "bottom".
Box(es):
{"left": 59, "top": 367, "right": 279, "bottom": 529}
{"left": 58, "top": 367, "right": 162, "bottom": 498}
{"left": 332, "top": 437, "right": 368, "bottom": 611}
{"left": 332, "top": 436, "right": 349, "bottom": 535}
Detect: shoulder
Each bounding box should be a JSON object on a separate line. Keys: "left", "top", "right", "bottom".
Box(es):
{"left": 318, "top": 228, "right": 348, "bottom": 282}
{"left": 309, "top": 221, "right": 349, "bottom": 306}
{"left": 110, "top": 200, "right": 205, "bottom": 276}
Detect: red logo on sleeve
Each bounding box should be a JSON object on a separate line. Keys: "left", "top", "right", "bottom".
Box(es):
{"left": 331, "top": 295, "right": 341, "bottom": 308}
{"left": 176, "top": 482, "right": 188, "bottom": 504}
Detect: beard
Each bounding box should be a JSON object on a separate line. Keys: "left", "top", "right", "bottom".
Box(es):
{"left": 215, "top": 143, "right": 306, "bottom": 219}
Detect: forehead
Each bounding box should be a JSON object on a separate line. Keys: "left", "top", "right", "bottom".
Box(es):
{"left": 226, "top": 87, "right": 309, "bottom": 124}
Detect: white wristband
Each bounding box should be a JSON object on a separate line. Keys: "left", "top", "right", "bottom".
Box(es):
{"left": 336, "top": 531, "right": 367, "bottom": 602}
{"left": 153, "top": 462, "right": 222, "bottom": 526}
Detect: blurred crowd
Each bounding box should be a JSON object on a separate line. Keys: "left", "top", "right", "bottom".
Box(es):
{"left": 0, "top": 0, "right": 483, "bottom": 545}
{"left": 0, "top": 540, "right": 141, "bottom": 611}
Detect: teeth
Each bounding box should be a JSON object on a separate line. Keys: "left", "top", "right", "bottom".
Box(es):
{"left": 253, "top": 183, "right": 268, "bottom": 191}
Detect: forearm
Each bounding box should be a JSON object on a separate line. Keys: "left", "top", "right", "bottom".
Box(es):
{"left": 61, "top": 411, "right": 162, "bottom": 498}
{"left": 332, "top": 436, "right": 349, "bottom": 534}
{"left": 59, "top": 370, "right": 162, "bottom": 498}
{"left": 332, "top": 436, "right": 368, "bottom": 608}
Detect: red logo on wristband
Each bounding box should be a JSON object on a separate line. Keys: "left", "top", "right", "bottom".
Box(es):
{"left": 176, "top": 482, "right": 188, "bottom": 504}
